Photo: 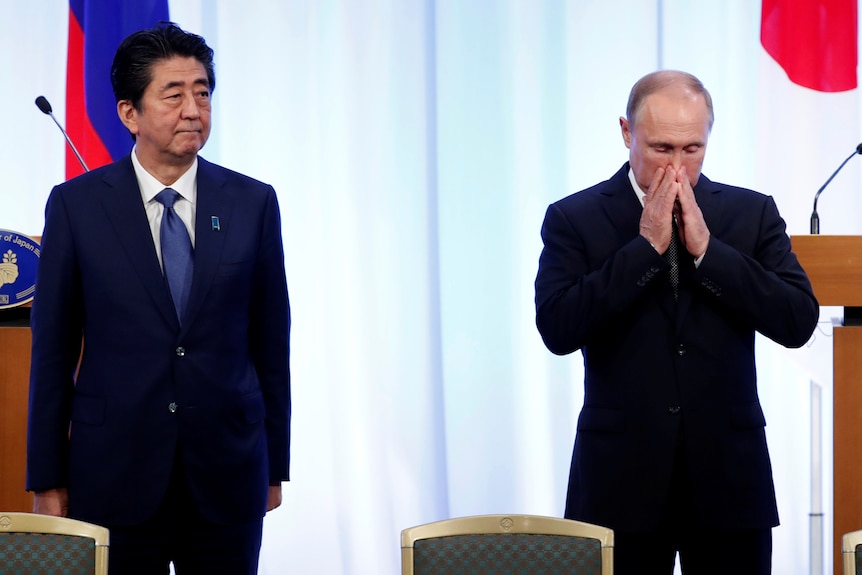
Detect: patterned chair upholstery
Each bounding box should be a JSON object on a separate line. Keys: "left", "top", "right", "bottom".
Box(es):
{"left": 0, "top": 512, "right": 109, "bottom": 575}
{"left": 842, "top": 529, "right": 862, "bottom": 575}
{"left": 401, "top": 514, "right": 613, "bottom": 575}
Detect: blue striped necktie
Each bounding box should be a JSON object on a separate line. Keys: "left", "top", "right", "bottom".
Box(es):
{"left": 155, "top": 188, "right": 194, "bottom": 321}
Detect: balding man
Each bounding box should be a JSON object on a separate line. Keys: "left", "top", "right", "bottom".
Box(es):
{"left": 535, "top": 70, "right": 818, "bottom": 575}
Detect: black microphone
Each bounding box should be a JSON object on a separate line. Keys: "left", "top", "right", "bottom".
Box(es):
{"left": 811, "top": 143, "right": 862, "bottom": 234}
{"left": 34, "top": 95, "right": 89, "bottom": 173}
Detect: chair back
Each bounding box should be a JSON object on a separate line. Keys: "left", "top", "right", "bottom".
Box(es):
{"left": 842, "top": 529, "right": 862, "bottom": 575}
{"left": 401, "top": 514, "right": 613, "bottom": 575}
{"left": 0, "top": 512, "right": 109, "bottom": 575}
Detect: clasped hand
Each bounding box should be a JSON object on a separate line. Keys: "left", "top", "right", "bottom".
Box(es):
{"left": 640, "top": 165, "right": 709, "bottom": 258}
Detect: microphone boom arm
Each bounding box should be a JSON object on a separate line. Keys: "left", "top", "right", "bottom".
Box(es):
{"left": 47, "top": 111, "right": 89, "bottom": 172}
{"left": 810, "top": 144, "right": 862, "bottom": 234}
{"left": 34, "top": 95, "right": 89, "bottom": 173}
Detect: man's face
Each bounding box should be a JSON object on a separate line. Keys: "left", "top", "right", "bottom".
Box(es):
{"left": 620, "top": 89, "right": 711, "bottom": 193}
{"left": 119, "top": 56, "right": 211, "bottom": 168}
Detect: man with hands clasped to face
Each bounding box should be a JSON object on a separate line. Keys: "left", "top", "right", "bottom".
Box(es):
{"left": 622, "top": 79, "right": 711, "bottom": 261}
{"left": 535, "top": 70, "right": 818, "bottom": 575}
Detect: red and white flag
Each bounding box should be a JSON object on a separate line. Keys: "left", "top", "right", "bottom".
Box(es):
{"left": 762, "top": 0, "right": 856, "bottom": 92}
{"left": 756, "top": 0, "right": 860, "bottom": 236}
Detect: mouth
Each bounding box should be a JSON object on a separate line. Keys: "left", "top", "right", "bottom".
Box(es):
{"left": 177, "top": 124, "right": 203, "bottom": 133}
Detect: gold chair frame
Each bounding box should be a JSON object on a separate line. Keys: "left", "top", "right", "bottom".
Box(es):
{"left": 842, "top": 529, "right": 862, "bottom": 575}
{"left": 401, "top": 513, "right": 613, "bottom": 575}
{"left": 0, "top": 512, "right": 109, "bottom": 575}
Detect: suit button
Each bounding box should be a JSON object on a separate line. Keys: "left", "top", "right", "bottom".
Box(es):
{"left": 175, "top": 347, "right": 185, "bottom": 357}
{"left": 677, "top": 344, "right": 686, "bottom": 356}
{"left": 668, "top": 405, "right": 681, "bottom": 415}
{"left": 168, "top": 402, "right": 178, "bottom": 413}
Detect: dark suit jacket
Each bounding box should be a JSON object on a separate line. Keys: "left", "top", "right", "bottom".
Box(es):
{"left": 26, "top": 155, "right": 291, "bottom": 526}
{"left": 535, "top": 163, "right": 818, "bottom": 532}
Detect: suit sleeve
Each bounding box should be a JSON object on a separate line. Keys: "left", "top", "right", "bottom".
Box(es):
{"left": 534, "top": 201, "right": 670, "bottom": 355}
{"left": 249, "top": 186, "right": 291, "bottom": 483}
{"left": 26, "top": 187, "right": 83, "bottom": 492}
{"left": 693, "top": 195, "right": 818, "bottom": 348}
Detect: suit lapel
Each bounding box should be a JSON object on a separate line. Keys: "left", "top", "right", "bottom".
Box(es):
{"left": 692, "top": 174, "right": 723, "bottom": 232}
{"left": 600, "top": 164, "right": 643, "bottom": 242}
{"left": 181, "top": 157, "right": 234, "bottom": 330}
{"left": 99, "top": 157, "right": 179, "bottom": 329}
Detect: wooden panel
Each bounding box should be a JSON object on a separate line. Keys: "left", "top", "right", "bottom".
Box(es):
{"left": 0, "top": 235, "right": 39, "bottom": 511}
{"left": 0, "top": 322, "right": 33, "bottom": 512}
{"left": 792, "top": 235, "right": 862, "bottom": 306}
{"left": 791, "top": 237, "right": 862, "bottom": 570}
{"left": 833, "top": 323, "right": 862, "bottom": 572}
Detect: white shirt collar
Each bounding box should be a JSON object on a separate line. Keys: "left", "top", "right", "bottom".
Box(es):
{"left": 627, "top": 166, "right": 646, "bottom": 207}
{"left": 131, "top": 146, "right": 198, "bottom": 205}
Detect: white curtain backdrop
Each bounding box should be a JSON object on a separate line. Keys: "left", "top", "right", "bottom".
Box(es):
{"left": 2, "top": 1, "right": 858, "bottom": 574}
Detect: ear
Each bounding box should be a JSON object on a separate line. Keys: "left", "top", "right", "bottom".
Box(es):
{"left": 619, "top": 116, "right": 632, "bottom": 149}
{"left": 117, "top": 100, "right": 139, "bottom": 136}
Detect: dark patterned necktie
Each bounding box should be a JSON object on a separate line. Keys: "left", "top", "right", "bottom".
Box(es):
{"left": 155, "top": 188, "right": 194, "bottom": 321}
{"left": 665, "top": 218, "right": 680, "bottom": 301}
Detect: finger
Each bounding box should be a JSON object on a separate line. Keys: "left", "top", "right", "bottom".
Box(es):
{"left": 646, "top": 168, "right": 678, "bottom": 219}
{"left": 677, "top": 166, "right": 695, "bottom": 197}
{"left": 660, "top": 167, "right": 681, "bottom": 208}
{"left": 658, "top": 165, "right": 676, "bottom": 195}
{"left": 646, "top": 167, "right": 666, "bottom": 198}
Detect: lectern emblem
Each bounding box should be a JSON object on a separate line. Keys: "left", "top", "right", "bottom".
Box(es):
{"left": 0, "top": 250, "right": 18, "bottom": 287}
{"left": 0, "top": 230, "right": 40, "bottom": 309}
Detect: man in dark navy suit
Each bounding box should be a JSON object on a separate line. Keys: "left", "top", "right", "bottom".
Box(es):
{"left": 27, "top": 23, "right": 290, "bottom": 574}
{"left": 535, "top": 70, "right": 818, "bottom": 575}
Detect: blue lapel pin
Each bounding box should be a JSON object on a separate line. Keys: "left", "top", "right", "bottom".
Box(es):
{"left": 211, "top": 216, "right": 220, "bottom": 231}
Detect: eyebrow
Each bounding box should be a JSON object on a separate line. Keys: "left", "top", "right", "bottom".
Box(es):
{"left": 650, "top": 140, "right": 705, "bottom": 148}
{"left": 162, "top": 78, "right": 210, "bottom": 91}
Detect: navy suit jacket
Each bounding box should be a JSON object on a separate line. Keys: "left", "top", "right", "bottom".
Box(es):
{"left": 535, "top": 163, "right": 818, "bottom": 532}
{"left": 27, "top": 155, "right": 291, "bottom": 526}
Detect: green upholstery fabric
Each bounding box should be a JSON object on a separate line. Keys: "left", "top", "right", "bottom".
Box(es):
{"left": 0, "top": 532, "right": 96, "bottom": 575}
{"left": 413, "top": 533, "right": 602, "bottom": 575}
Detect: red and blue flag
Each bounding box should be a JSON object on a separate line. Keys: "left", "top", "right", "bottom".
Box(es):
{"left": 66, "top": 0, "right": 169, "bottom": 179}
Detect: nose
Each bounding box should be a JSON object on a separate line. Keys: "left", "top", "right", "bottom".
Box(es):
{"left": 181, "top": 95, "right": 200, "bottom": 119}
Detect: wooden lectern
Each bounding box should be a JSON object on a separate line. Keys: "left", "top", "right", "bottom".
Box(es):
{"left": 792, "top": 235, "right": 862, "bottom": 573}
{"left": 0, "top": 304, "right": 33, "bottom": 512}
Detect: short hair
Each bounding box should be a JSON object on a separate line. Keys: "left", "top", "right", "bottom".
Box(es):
{"left": 625, "top": 70, "right": 714, "bottom": 129}
{"left": 111, "top": 21, "right": 215, "bottom": 111}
